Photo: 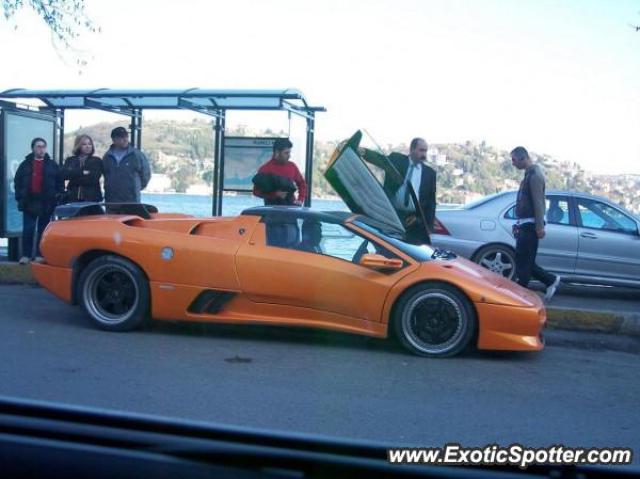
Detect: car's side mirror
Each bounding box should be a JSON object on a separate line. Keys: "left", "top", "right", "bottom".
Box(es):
{"left": 359, "top": 253, "right": 403, "bottom": 271}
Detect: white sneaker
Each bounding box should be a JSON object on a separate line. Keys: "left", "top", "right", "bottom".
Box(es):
{"left": 544, "top": 275, "right": 561, "bottom": 302}
{"left": 18, "top": 256, "right": 30, "bottom": 265}
{"left": 33, "top": 256, "right": 46, "bottom": 264}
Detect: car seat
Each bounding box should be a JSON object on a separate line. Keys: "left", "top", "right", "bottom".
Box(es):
{"left": 267, "top": 222, "right": 300, "bottom": 248}
{"left": 547, "top": 204, "right": 564, "bottom": 224}
{"left": 300, "top": 221, "right": 322, "bottom": 253}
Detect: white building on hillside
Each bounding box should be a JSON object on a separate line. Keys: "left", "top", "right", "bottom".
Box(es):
{"left": 186, "top": 183, "right": 211, "bottom": 195}
{"left": 145, "top": 173, "right": 172, "bottom": 193}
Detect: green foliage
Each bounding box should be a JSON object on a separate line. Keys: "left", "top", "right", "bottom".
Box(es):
{"left": 65, "top": 120, "right": 604, "bottom": 200}
{"left": 66, "top": 119, "right": 216, "bottom": 193}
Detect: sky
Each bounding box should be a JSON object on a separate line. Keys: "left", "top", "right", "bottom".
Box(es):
{"left": 1, "top": 0, "right": 639, "bottom": 174}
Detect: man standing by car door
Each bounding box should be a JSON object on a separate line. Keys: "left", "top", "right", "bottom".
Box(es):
{"left": 103, "top": 127, "right": 151, "bottom": 203}
{"left": 511, "top": 146, "right": 561, "bottom": 301}
{"left": 360, "top": 138, "right": 436, "bottom": 245}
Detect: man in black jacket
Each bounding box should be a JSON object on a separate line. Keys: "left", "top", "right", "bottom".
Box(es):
{"left": 360, "top": 138, "right": 437, "bottom": 245}
{"left": 13, "top": 138, "right": 63, "bottom": 264}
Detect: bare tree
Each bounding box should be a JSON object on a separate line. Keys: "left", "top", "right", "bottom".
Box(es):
{"left": 2, "top": 0, "right": 98, "bottom": 47}
{"left": 630, "top": 11, "right": 640, "bottom": 32}
{"left": 2, "top": 1, "right": 99, "bottom": 69}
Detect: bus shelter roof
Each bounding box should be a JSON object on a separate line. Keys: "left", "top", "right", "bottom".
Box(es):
{"left": 0, "top": 88, "right": 325, "bottom": 117}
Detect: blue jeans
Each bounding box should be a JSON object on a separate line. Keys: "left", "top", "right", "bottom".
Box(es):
{"left": 22, "top": 211, "right": 50, "bottom": 258}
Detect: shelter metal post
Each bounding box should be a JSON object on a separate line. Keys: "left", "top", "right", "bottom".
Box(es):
{"left": 129, "top": 109, "right": 142, "bottom": 149}
{"left": 136, "top": 109, "right": 143, "bottom": 148}
{"left": 217, "top": 111, "right": 226, "bottom": 216}
{"left": 8, "top": 237, "right": 20, "bottom": 261}
{"left": 212, "top": 110, "right": 225, "bottom": 216}
{"left": 304, "top": 112, "right": 315, "bottom": 207}
{"left": 129, "top": 115, "right": 135, "bottom": 146}
{"left": 57, "top": 109, "right": 65, "bottom": 165}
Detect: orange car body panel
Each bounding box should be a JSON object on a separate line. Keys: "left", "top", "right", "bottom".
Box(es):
{"left": 31, "top": 211, "right": 545, "bottom": 351}
{"left": 30, "top": 263, "right": 73, "bottom": 303}
{"left": 234, "top": 222, "right": 417, "bottom": 323}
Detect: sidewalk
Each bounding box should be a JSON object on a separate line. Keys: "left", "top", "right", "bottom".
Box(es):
{"left": 542, "top": 283, "right": 640, "bottom": 337}
{"left": 1, "top": 261, "right": 638, "bottom": 337}
{"left": 0, "top": 261, "right": 37, "bottom": 285}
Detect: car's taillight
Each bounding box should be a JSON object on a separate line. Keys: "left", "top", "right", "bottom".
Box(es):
{"left": 432, "top": 217, "right": 450, "bottom": 235}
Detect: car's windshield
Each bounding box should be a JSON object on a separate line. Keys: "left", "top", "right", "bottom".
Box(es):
{"left": 353, "top": 219, "right": 435, "bottom": 261}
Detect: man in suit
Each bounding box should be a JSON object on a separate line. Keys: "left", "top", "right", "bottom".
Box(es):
{"left": 360, "top": 138, "right": 436, "bottom": 245}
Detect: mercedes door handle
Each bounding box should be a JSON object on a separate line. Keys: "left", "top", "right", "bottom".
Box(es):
{"left": 580, "top": 232, "right": 598, "bottom": 239}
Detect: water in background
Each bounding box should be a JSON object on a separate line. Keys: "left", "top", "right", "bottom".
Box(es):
{"left": 0, "top": 194, "right": 458, "bottom": 252}
{"left": 141, "top": 193, "right": 348, "bottom": 217}
{"left": 0, "top": 194, "right": 348, "bottom": 254}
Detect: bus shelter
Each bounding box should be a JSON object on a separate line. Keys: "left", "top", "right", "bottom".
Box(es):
{"left": 0, "top": 88, "right": 325, "bottom": 257}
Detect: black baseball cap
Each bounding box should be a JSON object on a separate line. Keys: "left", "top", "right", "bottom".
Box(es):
{"left": 111, "top": 126, "right": 129, "bottom": 139}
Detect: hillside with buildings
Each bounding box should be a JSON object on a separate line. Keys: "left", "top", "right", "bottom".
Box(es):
{"left": 65, "top": 120, "right": 639, "bottom": 214}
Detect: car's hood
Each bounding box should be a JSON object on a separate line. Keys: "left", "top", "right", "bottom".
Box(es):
{"left": 427, "top": 257, "right": 543, "bottom": 308}
{"left": 324, "top": 131, "right": 406, "bottom": 234}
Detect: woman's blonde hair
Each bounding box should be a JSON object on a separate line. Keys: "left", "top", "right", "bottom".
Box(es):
{"left": 72, "top": 134, "right": 95, "bottom": 156}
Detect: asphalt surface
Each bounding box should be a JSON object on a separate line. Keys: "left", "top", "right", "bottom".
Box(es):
{"left": 1, "top": 285, "right": 639, "bottom": 464}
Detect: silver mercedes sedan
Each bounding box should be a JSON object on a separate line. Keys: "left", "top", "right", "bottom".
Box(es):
{"left": 431, "top": 190, "right": 640, "bottom": 288}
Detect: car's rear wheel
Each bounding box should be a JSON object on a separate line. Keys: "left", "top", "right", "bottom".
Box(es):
{"left": 78, "top": 255, "right": 150, "bottom": 331}
{"left": 393, "top": 282, "right": 477, "bottom": 357}
{"left": 473, "top": 244, "right": 516, "bottom": 280}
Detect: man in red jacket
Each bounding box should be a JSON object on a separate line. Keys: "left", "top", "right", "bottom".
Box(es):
{"left": 252, "top": 138, "right": 307, "bottom": 206}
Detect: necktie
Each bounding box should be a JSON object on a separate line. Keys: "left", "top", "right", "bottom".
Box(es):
{"left": 404, "top": 164, "right": 415, "bottom": 208}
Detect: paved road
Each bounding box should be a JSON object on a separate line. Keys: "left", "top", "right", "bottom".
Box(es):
{"left": 1, "top": 285, "right": 638, "bottom": 463}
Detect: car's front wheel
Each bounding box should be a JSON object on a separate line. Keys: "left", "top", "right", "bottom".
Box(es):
{"left": 473, "top": 244, "right": 516, "bottom": 280}
{"left": 393, "top": 282, "right": 477, "bottom": 357}
{"left": 78, "top": 255, "right": 150, "bottom": 331}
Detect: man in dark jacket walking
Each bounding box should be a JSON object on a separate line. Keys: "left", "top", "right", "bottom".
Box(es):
{"left": 102, "top": 127, "right": 151, "bottom": 203}
{"left": 511, "top": 146, "right": 561, "bottom": 301}
{"left": 13, "top": 138, "right": 63, "bottom": 264}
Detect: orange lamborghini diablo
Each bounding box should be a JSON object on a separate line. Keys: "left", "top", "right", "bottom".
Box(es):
{"left": 31, "top": 133, "right": 545, "bottom": 358}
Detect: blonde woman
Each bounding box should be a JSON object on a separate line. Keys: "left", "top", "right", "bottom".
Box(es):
{"left": 62, "top": 134, "right": 103, "bottom": 202}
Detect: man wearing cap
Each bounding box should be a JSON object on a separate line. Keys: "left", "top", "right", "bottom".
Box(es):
{"left": 102, "top": 127, "right": 151, "bottom": 203}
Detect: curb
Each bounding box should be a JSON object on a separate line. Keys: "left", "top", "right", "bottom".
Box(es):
{"left": 546, "top": 307, "right": 640, "bottom": 337}
{"left": 0, "top": 263, "right": 638, "bottom": 337}
{"left": 0, "top": 263, "right": 38, "bottom": 285}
